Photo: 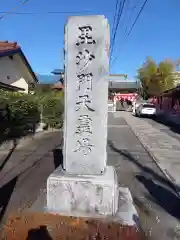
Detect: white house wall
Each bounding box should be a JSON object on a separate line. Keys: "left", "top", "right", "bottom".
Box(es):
{"left": 0, "top": 54, "right": 36, "bottom": 93}
{"left": 13, "top": 54, "right": 36, "bottom": 87}
{"left": 11, "top": 77, "right": 28, "bottom": 93}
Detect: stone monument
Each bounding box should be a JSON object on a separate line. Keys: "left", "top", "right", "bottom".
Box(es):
{"left": 63, "top": 15, "right": 109, "bottom": 175}
{"left": 46, "top": 16, "right": 136, "bottom": 222}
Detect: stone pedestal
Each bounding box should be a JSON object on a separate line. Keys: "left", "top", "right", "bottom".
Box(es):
{"left": 47, "top": 166, "right": 119, "bottom": 216}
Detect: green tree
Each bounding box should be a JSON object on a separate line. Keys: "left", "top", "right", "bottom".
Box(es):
{"left": 41, "top": 94, "right": 64, "bottom": 128}
{"left": 137, "top": 57, "right": 175, "bottom": 99}
{"left": 158, "top": 60, "right": 175, "bottom": 91}
{"left": 33, "top": 83, "right": 52, "bottom": 95}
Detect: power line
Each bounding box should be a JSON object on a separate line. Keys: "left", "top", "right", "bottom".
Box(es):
{"left": 110, "top": 0, "right": 124, "bottom": 59}
{"left": 110, "top": 0, "right": 127, "bottom": 62}
{"left": 124, "top": 1, "right": 136, "bottom": 35}
{"left": 0, "top": 0, "right": 29, "bottom": 20}
{"left": 111, "top": 0, "right": 148, "bottom": 68}
{"left": 111, "top": 0, "right": 132, "bottom": 58}
{"left": 0, "top": 9, "right": 114, "bottom": 16}
{"left": 111, "top": 0, "right": 120, "bottom": 48}
{"left": 124, "top": 0, "right": 148, "bottom": 40}
{"left": 111, "top": 0, "right": 136, "bottom": 65}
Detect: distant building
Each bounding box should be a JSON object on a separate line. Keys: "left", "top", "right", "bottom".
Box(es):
{"left": 0, "top": 41, "right": 38, "bottom": 93}
{"left": 51, "top": 69, "right": 64, "bottom": 83}
{"left": 38, "top": 71, "right": 139, "bottom": 95}
{"left": 108, "top": 74, "right": 139, "bottom": 93}
{"left": 108, "top": 74, "right": 140, "bottom": 102}
{"left": 36, "top": 69, "right": 64, "bottom": 91}
{"left": 36, "top": 74, "right": 59, "bottom": 83}
{"left": 52, "top": 82, "right": 63, "bottom": 91}
{"left": 51, "top": 68, "right": 64, "bottom": 90}
{"left": 109, "top": 74, "right": 128, "bottom": 82}
{"left": 153, "top": 84, "right": 180, "bottom": 126}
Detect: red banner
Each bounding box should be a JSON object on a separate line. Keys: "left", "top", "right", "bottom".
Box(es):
{"left": 114, "top": 93, "right": 138, "bottom": 102}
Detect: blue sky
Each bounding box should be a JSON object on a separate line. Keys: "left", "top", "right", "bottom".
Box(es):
{"left": 1, "top": 0, "right": 180, "bottom": 81}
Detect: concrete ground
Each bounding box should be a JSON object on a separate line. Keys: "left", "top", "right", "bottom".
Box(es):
{"left": 146, "top": 117, "right": 180, "bottom": 142}
{"left": 108, "top": 113, "right": 180, "bottom": 240}
{"left": 0, "top": 131, "right": 63, "bottom": 228}
{"left": 123, "top": 112, "right": 180, "bottom": 191}
{"left": 0, "top": 113, "right": 180, "bottom": 239}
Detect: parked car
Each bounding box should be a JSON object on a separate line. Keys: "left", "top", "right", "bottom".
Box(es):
{"left": 132, "top": 100, "right": 146, "bottom": 116}
{"left": 135, "top": 103, "right": 156, "bottom": 117}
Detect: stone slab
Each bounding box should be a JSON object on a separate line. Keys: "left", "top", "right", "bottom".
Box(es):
{"left": 47, "top": 166, "right": 119, "bottom": 216}
{"left": 63, "top": 15, "right": 110, "bottom": 175}
{"left": 124, "top": 112, "right": 180, "bottom": 191}
{"left": 30, "top": 187, "right": 139, "bottom": 227}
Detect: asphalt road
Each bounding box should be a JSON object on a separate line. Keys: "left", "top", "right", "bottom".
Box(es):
{"left": 108, "top": 113, "right": 180, "bottom": 240}
{"left": 0, "top": 131, "right": 63, "bottom": 228}
{"left": 1, "top": 114, "right": 180, "bottom": 240}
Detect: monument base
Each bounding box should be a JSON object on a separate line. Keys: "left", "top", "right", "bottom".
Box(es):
{"left": 30, "top": 187, "right": 139, "bottom": 227}
{"left": 47, "top": 166, "right": 119, "bottom": 216}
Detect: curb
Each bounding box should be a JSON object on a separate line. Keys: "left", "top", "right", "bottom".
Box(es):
{"left": 0, "top": 129, "right": 61, "bottom": 151}
{"left": 125, "top": 118, "right": 180, "bottom": 198}
{"left": 16, "top": 129, "right": 61, "bottom": 149}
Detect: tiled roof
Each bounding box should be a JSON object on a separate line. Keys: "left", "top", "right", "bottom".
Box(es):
{"left": 0, "top": 41, "right": 20, "bottom": 53}
{"left": 52, "top": 82, "right": 63, "bottom": 89}
{"left": 109, "top": 74, "right": 128, "bottom": 82}
{"left": 109, "top": 81, "right": 139, "bottom": 90}
{"left": 51, "top": 69, "right": 64, "bottom": 75}
{"left": 0, "top": 41, "right": 38, "bottom": 82}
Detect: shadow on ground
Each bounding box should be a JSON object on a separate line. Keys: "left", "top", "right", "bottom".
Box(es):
{"left": 0, "top": 125, "right": 36, "bottom": 145}
{"left": 0, "top": 176, "right": 18, "bottom": 223}
{"left": 108, "top": 140, "right": 174, "bottom": 189}
{"left": 0, "top": 132, "right": 63, "bottom": 228}
{"left": 0, "top": 143, "right": 17, "bottom": 172}
{"left": 136, "top": 175, "right": 180, "bottom": 220}
{"left": 154, "top": 116, "right": 180, "bottom": 135}
{"left": 108, "top": 140, "right": 180, "bottom": 220}
{"left": 0, "top": 125, "right": 37, "bottom": 173}
{"left": 53, "top": 148, "right": 63, "bottom": 169}
{"left": 26, "top": 226, "right": 53, "bottom": 240}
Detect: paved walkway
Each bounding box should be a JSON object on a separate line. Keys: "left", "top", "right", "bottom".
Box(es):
{"left": 109, "top": 113, "right": 180, "bottom": 239}
{"left": 0, "top": 129, "right": 59, "bottom": 152}
{"left": 5, "top": 113, "right": 180, "bottom": 239}
{"left": 0, "top": 130, "right": 63, "bottom": 228}
{"left": 121, "top": 112, "right": 180, "bottom": 191}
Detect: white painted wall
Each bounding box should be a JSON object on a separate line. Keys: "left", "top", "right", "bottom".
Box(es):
{"left": 0, "top": 54, "right": 36, "bottom": 93}
{"left": 11, "top": 78, "right": 28, "bottom": 93}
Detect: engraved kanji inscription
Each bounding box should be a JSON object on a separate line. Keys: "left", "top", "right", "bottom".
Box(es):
{"left": 76, "top": 26, "right": 96, "bottom": 46}
{"left": 76, "top": 115, "right": 92, "bottom": 134}
{"left": 76, "top": 73, "right": 93, "bottom": 91}
{"left": 76, "top": 94, "right": 95, "bottom": 112}
{"left": 74, "top": 137, "right": 93, "bottom": 156}
{"left": 76, "top": 49, "right": 95, "bottom": 72}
